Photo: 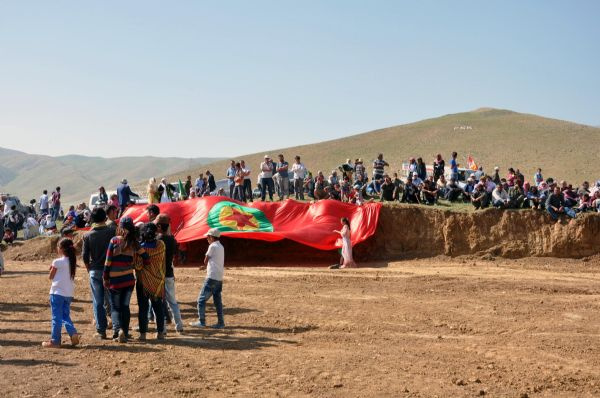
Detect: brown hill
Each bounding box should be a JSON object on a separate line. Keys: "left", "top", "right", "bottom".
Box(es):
{"left": 168, "top": 108, "right": 600, "bottom": 185}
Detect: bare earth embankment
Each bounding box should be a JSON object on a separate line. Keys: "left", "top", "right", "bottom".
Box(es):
{"left": 1, "top": 257, "right": 599, "bottom": 397}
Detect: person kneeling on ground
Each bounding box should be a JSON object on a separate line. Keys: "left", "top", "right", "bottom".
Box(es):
{"left": 492, "top": 184, "right": 510, "bottom": 209}
{"left": 379, "top": 176, "right": 396, "bottom": 202}
{"left": 402, "top": 177, "right": 420, "bottom": 204}
{"left": 546, "top": 186, "right": 576, "bottom": 221}
{"left": 191, "top": 228, "right": 225, "bottom": 329}
{"left": 445, "top": 178, "right": 463, "bottom": 202}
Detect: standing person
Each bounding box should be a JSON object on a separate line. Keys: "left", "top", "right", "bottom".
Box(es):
{"left": 354, "top": 159, "right": 366, "bottom": 182}
{"left": 372, "top": 153, "right": 389, "bottom": 181}
{"left": 104, "top": 217, "right": 144, "bottom": 343}
{"left": 159, "top": 178, "right": 176, "bottom": 203}
{"left": 534, "top": 168, "right": 544, "bottom": 186}
{"left": 450, "top": 152, "right": 458, "bottom": 181}
{"left": 276, "top": 154, "right": 290, "bottom": 200}
{"left": 190, "top": 228, "right": 225, "bottom": 329}
{"left": 82, "top": 208, "right": 116, "bottom": 339}
{"left": 194, "top": 173, "right": 205, "bottom": 196}
{"left": 206, "top": 170, "right": 216, "bottom": 193}
{"left": 155, "top": 214, "right": 184, "bottom": 335}
{"left": 42, "top": 238, "right": 80, "bottom": 348}
{"left": 240, "top": 160, "right": 253, "bottom": 202}
{"left": 330, "top": 218, "right": 357, "bottom": 269}
{"left": 433, "top": 154, "right": 445, "bottom": 183}
{"left": 260, "top": 155, "right": 275, "bottom": 202}
{"left": 147, "top": 178, "right": 159, "bottom": 204}
{"left": 291, "top": 156, "right": 307, "bottom": 200}
{"left": 232, "top": 162, "right": 245, "bottom": 202}
{"left": 135, "top": 223, "right": 166, "bottom": 341}
{"left": 117, "top": 179, "right": 139, "bottom": 216}
{"left": 50, "top": 187, "right": 61, "bottom": 222}
{"left": 39, "top": 190, "right": 49, "bottom": 217}
{"left": 416, "top": 157, "right": 427, "bottom": 181}
{"left": 106, "top": 205, "right": 118, "bottom": 228}
{"left": 226, "top": 160, "right": 236, "bottom": 198}
{"left": 492, "top": 167, "right": 501, "bottom": 185}
{"left": 184, "top": 176, "right": 193, "bottom": 199}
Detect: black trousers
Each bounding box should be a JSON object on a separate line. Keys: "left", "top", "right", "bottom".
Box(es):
{"left": 136, "top": 281, "right": 164, "bottom": 334}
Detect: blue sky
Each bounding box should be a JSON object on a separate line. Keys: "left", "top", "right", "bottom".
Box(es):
{"left": 1, "top": 1, "right": 598, "bottom": 158}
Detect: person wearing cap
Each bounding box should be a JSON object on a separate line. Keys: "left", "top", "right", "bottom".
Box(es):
{"left": 83, "top": 207, "right": 116, "bottom": 339}
{"left": 372, "top": 153, "right": 389, "bottom": 181}
{"left": 471, "top": 182, "right": 489, "bottom": 209}
{"left": 463, "top": 175, "right": 476, "bottom": 202}
{"left": 155, "top": 214, "right": 184, "bottom": 335}
{"left": 191, "top": 228, "right": 225, "bottom": 329}
{"left": 104, "top": 217, "right": 147, "bottom": 343}
{"left": 259, "top": 155, "right": 275, "bottom": 202}
{"left": 116, "top": 178, "right": 139, "bottom": 217}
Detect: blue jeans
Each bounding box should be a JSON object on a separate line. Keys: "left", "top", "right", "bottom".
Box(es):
{"left": 547, "top": 206, "right": 576, "bottom": 220}
{"left": 109, "top": 286, "right": 134, "bottom": 336}
{"left": 260, "top": 177, "right": 274, "bottom": 201}
{"left": 164, "top": 277, "right": 183, "bottom": 331}
{"left": 89, "top": 270, "right": 108, "bottom": 333}
{"left": 197, "top": 278, "right": 224, "bottom": 326}
{"left": 50, "top": 205, "right": 61, "bottom": 221}
{"left": 50, "top": 294, "right": 77, "bottom": 344}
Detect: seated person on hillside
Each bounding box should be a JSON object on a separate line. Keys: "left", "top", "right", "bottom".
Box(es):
{"left": 392, "top": 173, "right": 404, "bottom": 201}
{"left": 328, "top": 171, "right": 339, "bottom": 186}
{"left": 411, "top": 175, "right": 423, "bottom": 188}
{"left": 339, "top": 159, "right": 354, "bottom": 181}
{"left": 462, "top": 176, "right": 476, "bottom": 202}
{"left": 23, "top": 215, "right": 39, "bottom": 240}
{"left": 3, "top": 228, "right": 15, "bottom": 244}
{"left": 546, "top": 186, "right": 576, "bottom": 221}
{"left": 349, "top": 186, "right": 364, "bottom": 206}
{"left": 340, "top": 177, "right": 352, "bottom": 202}
{"left": 538, "top": 182, "right": 550, "bottom": 205}
{"left": 402, "top": 177, "right": 420, "bottom": 204}
{"left": 445, "top": 178, "right": 463, "bottom": 202}
{"left": 366, "top": 178, "right": 382, "bottom": 197}
{"left": 492, "top": 184, "right": 510, "bottom": 209}
{"left": 578, "top": 181, "right": 590, "bottom": 197}
{"left": 508, "top": 181, "right": 526, "bottom": 208}
{"left": 591, "top": 191, "right": 600, "bottom": 212}
{"left": 526, "top": 186, "right": 542, "bottom": 209}
{"left": 420, "top": 176, "right": 438, "bottom": 205}
{"left": 327, "top": 184, "right": 342, "bottom": 201}
{"left": 314, "top": 173, "right": 329, "bottom": 200}
{"left": 435, "top": 175, "right": 447, "bottom": 197}
{"left": 471, "top": 183, "right": 489, "bottom": 210}
{"left": 563, "top": 185, "right": 578, "bottom": 208}
{"left": 379, "top": 176, "right": 396, "bottom": 202}
{"left": 576, "top": 193, "right": 592, "bottom": 213}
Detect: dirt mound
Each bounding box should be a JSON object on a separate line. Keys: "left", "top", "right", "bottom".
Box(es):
{"left": 356, "top": 206, "right": 600, "bottom": 259}
{"left": 6, "top": 207, "right": 600, "bottom": 263}
{"left": 4, "top": 232, "right": 84, "bottom": 262}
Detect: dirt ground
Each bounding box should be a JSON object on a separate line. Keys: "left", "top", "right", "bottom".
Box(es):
{"left": 1, "top": 257, "right": 599, "bottom": 397}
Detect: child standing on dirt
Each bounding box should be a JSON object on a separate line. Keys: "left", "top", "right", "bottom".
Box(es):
{"left": 190, "top": 228, "right": 225, "bottom": 329}
{"left": 42, "top": 238, "right": 80, "bottom": 348}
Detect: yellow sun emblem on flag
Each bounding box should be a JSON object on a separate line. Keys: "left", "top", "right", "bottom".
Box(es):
{"left": 218, "top": 205, "right": 260, "bottom": 231}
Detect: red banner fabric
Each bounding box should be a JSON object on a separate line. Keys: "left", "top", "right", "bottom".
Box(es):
{"left": 122, "top": 197, "right": 381, "bottom": 250}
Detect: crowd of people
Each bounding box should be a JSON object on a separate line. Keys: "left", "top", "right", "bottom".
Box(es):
{"left": 42, "top": 204, "right": 226, "bottom": 347}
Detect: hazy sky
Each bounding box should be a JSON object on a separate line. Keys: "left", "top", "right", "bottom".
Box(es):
{"left": 1, "top": 1, "right": 599, "bottom": 158}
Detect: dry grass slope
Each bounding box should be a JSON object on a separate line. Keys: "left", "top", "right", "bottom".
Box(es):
{"left": 170, "top": 108, "right": 600, "bottom": 185}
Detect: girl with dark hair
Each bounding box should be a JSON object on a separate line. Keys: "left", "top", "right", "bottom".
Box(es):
{"left": 104, "top": 217, "right": 146, "bottom": 343}
{"left": 330, "top": 218, "right": 357, "bottom": 269}
{"left": 42, "top": 238, "right": 80, "bottom": 348}
{"left": 135, "top": 222, "right": 167, "bottom": 341}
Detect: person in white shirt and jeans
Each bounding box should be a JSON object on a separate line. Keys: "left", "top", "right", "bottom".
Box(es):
{"left": 39, "top": 190, "right": 50, "bottom": 216}
{"left": 190, "top": 228, "right": 225, "bottom": 329}
{"left": 291, "top": 156, "right": 307, "bottom": 200}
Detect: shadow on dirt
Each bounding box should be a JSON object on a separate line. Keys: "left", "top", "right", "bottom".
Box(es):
{"left": 161, "top": 332, "right": 298, "bottom": 351}
{"left": 0, "top": 358, "right": 76, "bottom": 367}
{"left": 178, "top": 303, "right": 259, "bottom": 317}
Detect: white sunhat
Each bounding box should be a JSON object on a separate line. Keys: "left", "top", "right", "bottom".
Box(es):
{"left": 207, "top": 228, "right": 221, "bottom": 238}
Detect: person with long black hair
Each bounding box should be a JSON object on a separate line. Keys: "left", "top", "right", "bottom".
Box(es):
{"left": 104, "top": 217, "right": 146, "bottom": 343}
{"left": 42, "top": 238, "right": 80, "bottom": 348}
{"left": 135, "top": 222, "right": 167, "bottom": 341}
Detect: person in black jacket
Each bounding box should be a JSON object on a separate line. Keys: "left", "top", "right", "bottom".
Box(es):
{"left": 546, "top": 186, "right": 576, "bottom": 221}
{"left": 206, "top": 170, "right": 217, "bottom": 193}
{"left": 82, "top": 208, "right": 116, "bottom": 339}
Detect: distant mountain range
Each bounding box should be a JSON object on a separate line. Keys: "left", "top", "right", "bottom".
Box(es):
{"left": 0, "top": 147, "right": 219, "bottom": 204}
{"left": 169, "top": 108, "right": 600, "bottom": 186}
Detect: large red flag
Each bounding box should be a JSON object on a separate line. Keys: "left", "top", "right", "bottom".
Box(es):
{"left": 122, "top": 197, "right": 381, "bottom": 250}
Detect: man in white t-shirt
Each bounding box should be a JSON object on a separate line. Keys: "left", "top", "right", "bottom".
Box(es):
{"left": 291, "top": 156, "right": 307, "bottom": 200}
{"left": 39, "top": 190, "right": 50, "bottom": 216}
{"left": 190, "top": 228, "right": 225, "bottom": 329}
